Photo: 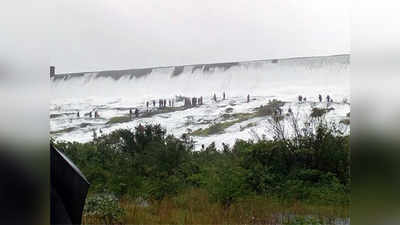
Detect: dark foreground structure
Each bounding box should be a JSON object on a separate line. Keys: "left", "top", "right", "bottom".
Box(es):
{"left": 51, "top": 144, "right": 89, "bottom": 225}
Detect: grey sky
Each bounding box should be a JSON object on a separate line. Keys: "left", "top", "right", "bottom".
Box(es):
{"left": 2, "top": 0, "right": 349, "bottom": 74}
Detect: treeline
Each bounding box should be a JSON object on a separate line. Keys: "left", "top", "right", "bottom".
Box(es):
{"left": 54, "top": 119, "right": 350, "bottom": 208}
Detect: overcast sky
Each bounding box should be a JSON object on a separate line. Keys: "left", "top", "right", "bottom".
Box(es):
{"left": 2, "top": 0, "right": 349, "bottom": 74}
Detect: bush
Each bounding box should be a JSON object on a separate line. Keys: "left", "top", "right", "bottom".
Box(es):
{"left": 206, "top": 162, "right": 248, "bottom": 208}
{"left": 340, "top": 118, "right": 350, "bottom": 125}
{"left": 84, "top": 194, "right": 125, "bottom": 225}
{"left": 106, "top": 116, "right": 131, "bottom": 124}
{"left": 255, "top": 99, "right": 284, "bottom": 116}
{"left": 54, "top": 118, "right": 350, "bottom": 214}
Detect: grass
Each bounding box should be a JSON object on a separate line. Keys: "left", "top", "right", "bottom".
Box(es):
{"left": 191, "top": 100, "right": 286, "bottom": 137}
{"left": 191, "top": 121, "right": 237, "bottom": 136}
{"left": 141, "top": 106, "right": 188, "bottom": 118}
{"left": 50, "top": 127, "right": 77, "bottom": 134}
{"left": 191, "top": 113, "right": 255, "bottom": 136}
{"left": 50, "top": 113, "right": 63, "bottom": 119}
{"left": 240, "top": 122, "right": 257, "bottom": 131}
{"left": 225, "top": 107, "right": 234, "bottom": 113}
{"left": 50, "top": 112, "right": 76, "bottom": 118}
{"left": 106, "top": 116, "right": 132, "bottom": 125}
{"left": 255, "top": 99, "right": 285, "bottom": 116}
{"left": 79, "top": 122, "right": 93, "bottom": 128}
{"left": 106, "top": 107, "right": 191, "bottom": 125}
{"left": 310, "top": 107, "right": 334, "bottom": 118}
{"left": 83, "top": 189, "right": 349, "bottom": 225}
{"left": 340, "top": 119, "right": 350, "bottom": 125}
{"left": 191, "top": 99, "right": 286, "bottom": 137}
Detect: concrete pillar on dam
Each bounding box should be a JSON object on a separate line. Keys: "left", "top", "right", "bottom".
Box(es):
{"left": 50, "top": 66, "right": 55, "bottom": 78}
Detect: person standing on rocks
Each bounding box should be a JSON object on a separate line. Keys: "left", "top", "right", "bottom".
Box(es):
{"left": 135, "top": 108, "right": 139, "bottom": 117}
{"left": 298, "top": 95, "right": 303, "bottom": 102}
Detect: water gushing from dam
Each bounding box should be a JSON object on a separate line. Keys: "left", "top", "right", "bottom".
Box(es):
{"left": 50, "top": 54, "right": 350, "bottom": 149}
{"left": 51, "top": 54, "right": 349, "bottom": 103}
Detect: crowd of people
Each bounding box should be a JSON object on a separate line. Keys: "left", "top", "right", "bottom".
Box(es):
{"left": 73, "top": 93, "right": 336, "bottom": 120}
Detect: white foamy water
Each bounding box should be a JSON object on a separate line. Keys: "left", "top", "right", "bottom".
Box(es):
{"left": 50, "top": 54, "right": 350, "bottom": 149}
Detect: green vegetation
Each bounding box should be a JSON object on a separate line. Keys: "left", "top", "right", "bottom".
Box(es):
{"left": 191, "top": 100, "right": 285, "bottom": 137}
{"left": 340, "top": 119, "right": 350, "bottom": 125}
{"left": 54, "top": 111, "right": 349, "bottom": 224}
{"left": 191, "top": 121, "right": 235, "bottom": 136}
{"left": 50, "top": 113, "right": 63, "bottom": 119}
{"left": 310, "top": 107, "right": 334, "bottom": 118}
{"left": 50, "top": 127, "right": 77, "bottom": 134}
{"left": 240, "top": 122, "right": 257, "bottom": 131}
{"left": 255, "top": 99, "right": 285, "bottom": 116}
{"left": 106, "top": 116, "right": 132, "bottom": 125}
{"left": 141, "top": 106, "right": 187, "bottom": 118}
{"left": 50, "top": 112, "right": 76, "bottom": 118}
{"left": 80, "top": 122, "right": 94, "bottom": 128}
{"left": 83, "top": 194, "right": 125, "bottom": 225}
{"left": 191, "top": 113, "right": 255, "bottom": 136}
{"left": 225, "top": 107, "right": 234, "bottom": 113}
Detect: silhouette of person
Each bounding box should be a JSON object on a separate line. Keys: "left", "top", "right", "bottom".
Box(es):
{"left": 247, "top": 94, "right": 250, "bottom": 103}
{"left": 223, "top": 92, "right": 226, "bottom": 100}
{"left": 135, "top": 108, "right": 139, "bottom": 117}
{"left": 319, "top": 94, "right": 322, "bottom": 102}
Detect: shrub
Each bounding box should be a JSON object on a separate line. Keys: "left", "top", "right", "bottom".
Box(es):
{"left": 84, "top": 194, "right": 125, "bottom": 225}
{"left": 106, "top": 116, "right": 131, "bottom": 124}
{"left": 206, "top": 162, "right": 248, "bottom": 208}
{"left": 340, "top": 119, "right": 350, "bottom": 125}
{"left": 255, "top": 99, "right": 285, "bottom": 116}
{"left": 225, "top": 107, "right": 234, "bottom": 113}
